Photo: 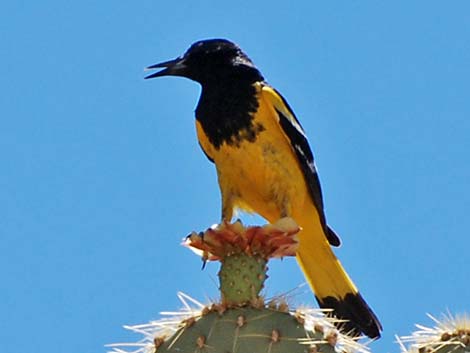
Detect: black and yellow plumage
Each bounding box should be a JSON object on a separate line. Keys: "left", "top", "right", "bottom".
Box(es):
{"left": 146, "top": 39, "right": 382, "bottom": 338}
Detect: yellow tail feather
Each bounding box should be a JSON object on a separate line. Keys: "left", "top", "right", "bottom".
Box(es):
{"left": 294, "top": 204, "right": 382, "bottom": 338}
{"left": 296, "top": 221, "right": 358, "bottom": 301}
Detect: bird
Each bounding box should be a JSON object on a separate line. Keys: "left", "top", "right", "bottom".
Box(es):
{"left": 145, "top": 39, "right": 382, "bottom": 339}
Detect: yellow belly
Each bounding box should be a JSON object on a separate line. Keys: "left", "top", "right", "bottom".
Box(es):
{"left": 218, "top": 138, "right": 305, "bottom": 219}
{"left": 196, "top": 84, "right": 309, "bottom": 222}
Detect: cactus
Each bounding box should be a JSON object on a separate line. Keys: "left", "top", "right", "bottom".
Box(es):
{"left": 218, "top": 252, "right": 267, "bottom": 305}
{"left": 154, "top": 305, "right": 339, "bottom": 353}
{"left": 186, "top": 218, "right": 298, "bottom": 307}
{"left": 108, "top": 219, "right": 369, "bottom": 353}
{"left": 108, "top": 218, "right": 470, "bottom": 353}
{"left": 398, "top": 313, "right": 470, "bottom": 353}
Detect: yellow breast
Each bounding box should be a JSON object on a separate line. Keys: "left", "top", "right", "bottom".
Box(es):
{"left": 196, "top": 83, "right": 309, "bottom": 221}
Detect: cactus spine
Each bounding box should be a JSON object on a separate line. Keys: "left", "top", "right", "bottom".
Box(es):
{"left": 399, "top": 314, "right": 470, "bottom": 353}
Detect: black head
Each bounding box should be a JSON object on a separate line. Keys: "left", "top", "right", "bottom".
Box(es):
{"left": 145, "top": 39, "right": 263, "bottom": 85}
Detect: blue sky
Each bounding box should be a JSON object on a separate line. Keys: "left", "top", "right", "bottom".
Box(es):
{"left": 1, "top": 1, "right": 469, "bottom": 352}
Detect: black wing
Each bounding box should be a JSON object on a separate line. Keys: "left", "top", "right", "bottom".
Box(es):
{"left": 273, "top": 88, "right": 340, "bottom": 246}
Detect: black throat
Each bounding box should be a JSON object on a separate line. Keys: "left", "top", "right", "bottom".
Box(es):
{"left": 195, "top": 71, "right": 265, "bottom": 149}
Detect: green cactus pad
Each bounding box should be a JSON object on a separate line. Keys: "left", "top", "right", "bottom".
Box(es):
{"left": 157, "top": 307, "right": 337, "bottom": 353}
{"left": 219, "top": 253, "right": 267, "bottom": 305}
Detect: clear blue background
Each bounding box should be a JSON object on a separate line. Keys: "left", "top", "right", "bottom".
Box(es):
{"left": 1, "top": 2, "right": 469, "bottom": 352}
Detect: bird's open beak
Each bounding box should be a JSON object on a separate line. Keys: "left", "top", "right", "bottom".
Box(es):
{"left": 144, "top": 57, "right": 187, "bottom": 79}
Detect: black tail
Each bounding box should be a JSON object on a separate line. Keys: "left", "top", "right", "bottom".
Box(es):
{"left": 318, "top": 293, "right": 382, "bottom": 339}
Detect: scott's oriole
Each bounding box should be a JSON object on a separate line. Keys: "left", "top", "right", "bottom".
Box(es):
{"left": 146, "top": 39, "right": 382, "bottom": 338}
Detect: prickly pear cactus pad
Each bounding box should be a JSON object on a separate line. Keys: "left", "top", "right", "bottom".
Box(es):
{"left": 218, "top": 252, "right": 267, "bottom": 305}
{"left": 155, "top": 306, "right": 344, "bottom": 353}
{"left": 108, "top": 293, "right": 369, "bottom": 353}
{"left": 399, "top": 313, "right": 470, "bottom": 353}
